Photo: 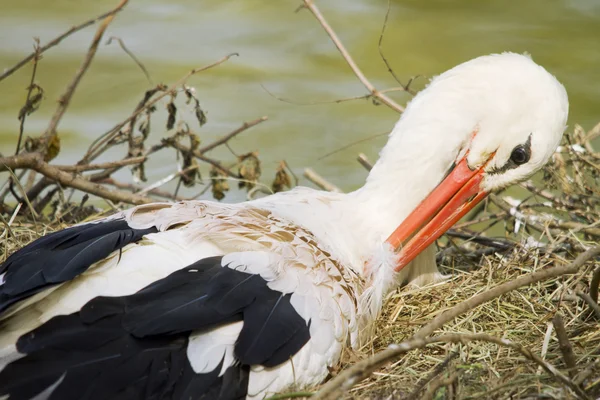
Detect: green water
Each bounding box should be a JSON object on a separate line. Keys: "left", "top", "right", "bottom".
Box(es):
{"left": 1, "top": 0, "right": 599, "bottom": 201}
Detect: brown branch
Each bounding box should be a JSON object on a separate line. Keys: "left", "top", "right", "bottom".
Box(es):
{"left": 16, "top": 40, "right": 42, "bottom": 155}
{"left": 106, "top": 36, "right": 152, "bottom": 84}
{"left": 42, "top": 0, "right": 128, "bottom": 148}
{"left": 197, "top": 116, "right": 268, "bottom": 154}
{"left": 82, "top": 53, "right": 238, "bottom": 164}
{"left": 0, "top": 1, "right": 128, "bottom": 83}
{"left": 301, "top": 0, "right": 404, "bottom": 113}
{"left": 590, "top": 266, "right": 600, "bottom": 304}
{"left": 576, "top": 291, "right": 600, "bottom": 319}
{"left": 314, "top": 246, "right": 600, "bottom": 399}
{"left": 303, "top": 168, "right": 342, "bottom": 193}
{"left": 552, "top": 312, "right": 577, "bottom": 376}
{"left": 421, "top": 372, "right": 459, "bottom": 400}
{"left": 99, "top": 178, "right": 186, "bottom": 201}
{"left": 376, "top": 0, "right": 415, "bottom": 95}
{"left": 356, "top": 153, "right": 373, "bottom": 171}
{"left": 405, "top": 352, "right": 458, "bottom": 400}
{"left": 1, "top": 154, "right": 152, "bottom": 205}
{"left": 53, "top": 156, "right": 147, "bottom": 172}
{"left": 166, "top": 140, "right": 238, "bottom": 178}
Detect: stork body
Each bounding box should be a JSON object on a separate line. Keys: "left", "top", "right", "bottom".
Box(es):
{"left": 0, "top": 53, "right": 568, "bottom": 400}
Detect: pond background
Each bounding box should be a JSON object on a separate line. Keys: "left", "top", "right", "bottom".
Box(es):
{"left": 1, "top": 0, "right": 599, "bottom": 202}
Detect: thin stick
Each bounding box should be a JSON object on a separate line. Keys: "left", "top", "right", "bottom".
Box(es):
{"left": 301, "top": 0, "right": 404, "bottom": 113}
{"left": 377, "top": 0, "right": 414, "bottom": 94}
{"left": 552, "top": 312, "right": 577, "bottom": 376}
{"left": 590, "top": 266, "right": 600, "bottom": 304}
{"left": 303, "top": 168, "right": 342, "bottom": 193}
{"left": 357, "top": 153, "right": 373, "bottom": 171}
{"left": 16, "top": 40, "right": 42, "bottom": 155}
{"left": 53, "top": 156, "right": 147, "bottom": 172}
{"left": 405, "top": 352, "right": 458, "bottom": 400}
{"left": 106, "top": 36, "right": 152, "bottom": 84}
{"left": 197, "top": 116, "right": 268, "bottom": 154}
{"left": 166, "top": 140, "right": 238, "bottom": 178}
{"left": 0, "top": 1, "right": 128, "bottom": 83}
{"left": 1, "top": 154, "right": 153, "bottom": 205}
{"left": 82, "top": 52, "right": 238, "bottom": 162}
{"left": 99, "top": 178, "right": 185, "bottom": 201}
{"left": 576, "top": 291, "right": 600, "bottom": 319}
{"left": 43, "top": 0, "right": 128, "bottom": 146}
{"left": 313, "top": 246, "right": 600, "bottom": 399}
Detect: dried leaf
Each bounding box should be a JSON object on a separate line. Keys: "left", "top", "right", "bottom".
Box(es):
{"left": 184, "top": 86, "right": 207, "bottom": 127}
{"left": 238, "top": 152, "right": 261, "bottom": 190}
{"left": 166, "top": 101, "right": 177, "bottom": 130}
{"left": 18, "top": 85, "right": 44, "bottom": 121}
{"left": 210, "top": 167, "right": 229, "bottom": 201}
{"left": 272, "top": 161, "right": 291, "bottom": 193}
{"left": 180, "top": 155, "right": 200, "bottom": 187}
{"left": 45, "top": 133, "right": 61, "bottom": 162}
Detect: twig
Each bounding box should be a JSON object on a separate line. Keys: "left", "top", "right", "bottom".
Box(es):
{"left": 53, "top": 156, "right": 147, "bottom": 172}
{"left": 16, "top": 39, "right": 42, "bottom": 155}
{"left": 43, "top": 0, "right": 129, "bottom": 149}
{"left": 301, "top": 0, "right": 404, "bottom": 113}
{"left": 303, "top": 168, "right": 342, "bottom": 192}
{"left": 552, "top": 312, "right": 577, "bottom": 376}
{"left": 99, "top": 178, "right": 186, "bottom": 201}
{"left": 166, "top": 140, "right": 238, "bottom": 178}
{"left": 357, "top": 153, "right": 373, "bottom": 171}
{"left": 313, "top": 246, "right": 600, "bottom": 399}
{"left": 405, "top": 352, "right": 458, "bottom": 400}
{"left": 0, "top": 0, "right": 128, "bottom": 83}
{"left": 1, "top": 154, "right": 153, "bottom": 205}
{"left": 590, "top": 266, "right": 600, "bottom": 305}
{"left": 576, "top": 291, "right": 600, "bottom": 319}
{"left": 106, "top": 36, "right": 152, "bottom": 84}
{"left": 197, "top": 116, "right": 268, "bottom": 154}
{"left": 420, "top": 372, "right": 459, "bottom": 400}
{"left": 377, "top": 0, "right": 415, "bottom": 95}
{"left": 136, "top": 165, "right": 200, "bottom": 195}
{"left": 82, "top": 52, "right": 238, "bottom": 163}
{"left": 317, "top": 131, "right": 389, "bottom": 161}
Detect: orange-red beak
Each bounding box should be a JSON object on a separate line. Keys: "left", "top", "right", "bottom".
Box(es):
{"left": 386, "top": 154, "right": 492, "bottom": 272}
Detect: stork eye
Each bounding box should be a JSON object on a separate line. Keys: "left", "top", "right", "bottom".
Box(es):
{"left": 510, "top": 145, "right": 530, "bottom": 165}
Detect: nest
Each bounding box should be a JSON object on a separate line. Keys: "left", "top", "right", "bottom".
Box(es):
{"left": 1, "top": 125, "right": 599, "bottom": 400}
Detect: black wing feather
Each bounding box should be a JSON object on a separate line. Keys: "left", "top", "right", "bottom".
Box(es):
{"left": 0, "top": 255, "right": 311, "bottom": 400}
{"left": 0, "top": 219, "right": 157, "bottom": 315}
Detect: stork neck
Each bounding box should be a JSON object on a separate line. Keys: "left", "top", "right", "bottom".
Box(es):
{"left": 351, "top": 118, "right": 468, "bottom": 242}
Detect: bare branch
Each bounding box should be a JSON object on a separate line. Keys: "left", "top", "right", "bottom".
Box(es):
{"left": 43, "top": 0, "right": 129, "bottom": 150}
{"left": 197, "top": 116, "right": 268, "bottom": 154}
{"left": 0, "top": 0, "right": 129, "bottom": 83}
{"left": 552, "top": 312, "right": 577, "bottom": 376}
{"left": 106, "top": 36, "right": 152, "bottom": 84}
{"left": 82, "top": 53, "right": 238, "bottom": 163}
{"left": 1, "top": 153, "right": 152, "bottom": 205}
{"left": 53, "top": 156, "right": 147, "bottom": 172}
{"left": 301, "top": 0, "right": 404, "bottom": 113}
{"left": 356, "top": 153, "right": 373, "bottom": 171}
{"left": 303, "top": 168, "right": 342, "bottom": 192}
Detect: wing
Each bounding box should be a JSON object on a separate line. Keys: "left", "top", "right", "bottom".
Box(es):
{"left": 0, "top": 201, "right": 361, "bottom": 398}
{"left": 0, "top": 219, "right": 157, "bottom": 315}
{"left": 0, "top": 254, "right": 336, "bottom": 400}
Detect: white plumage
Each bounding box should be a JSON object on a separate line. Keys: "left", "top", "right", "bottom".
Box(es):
{"left": 0, "top": 53, "right": 568, "bottom": 400}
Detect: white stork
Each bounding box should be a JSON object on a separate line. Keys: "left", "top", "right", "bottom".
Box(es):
{"left": 0, "top": 53, "right": 568, "bottom": 400}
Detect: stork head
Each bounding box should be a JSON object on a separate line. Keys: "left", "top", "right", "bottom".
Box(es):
{"left": 384, "top": 53, "right": 569, "bottom": 271}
